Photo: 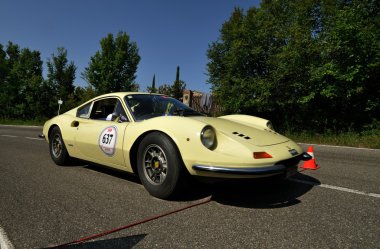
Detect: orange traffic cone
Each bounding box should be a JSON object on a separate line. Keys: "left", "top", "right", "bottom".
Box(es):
{"left": 301, "top": 146, "right": 320, "bottom": 170}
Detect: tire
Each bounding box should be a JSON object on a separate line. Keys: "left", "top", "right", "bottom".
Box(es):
{"left": 49, "top": 126, "right": 71, "bottom": 166}
{"left": 137, "top": 132, "right": 187, "bottom": 199}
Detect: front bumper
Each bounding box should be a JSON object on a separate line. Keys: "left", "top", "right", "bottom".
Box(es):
{"left": 192, "top": 164, "right": 287, "bottom": 175}
{"left": 192, "top": 152, "right": 311, "bottom": 176}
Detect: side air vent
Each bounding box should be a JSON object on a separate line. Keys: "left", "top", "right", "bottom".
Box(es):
{"left": 233, "top": 132, "right": 251, "bottom": 140}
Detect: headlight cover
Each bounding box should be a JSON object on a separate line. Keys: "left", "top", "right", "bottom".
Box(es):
{"left": 201, "top": 126, "right": 217, "bottom": 150}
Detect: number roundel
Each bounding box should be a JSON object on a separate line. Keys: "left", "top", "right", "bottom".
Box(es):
{"left": 99, "top": 126, "right": 118, "bottom": 156}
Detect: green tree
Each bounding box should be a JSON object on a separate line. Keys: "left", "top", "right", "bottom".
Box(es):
{"left": 1, "top": 42, "right": 21, "bottom": 118}
{"left": 146, "top": 74, "right": 157, "bottom": 93}
{"left": 47, "top": 47, "right": 76, "bottom": 98}
{"left": 147, "top": 67, "right": 186, "bottom": 98}
{"left": 83, "top": 31, "right": 141, "bottom": 94}
{"left": 0, "top": 43, "right": 10, "bottom": 118}
{"left": 19, "top": 48, "right": 44, "bottom": 119}
{"left": 157, "top": 84, "right": 172, "bottom": 96}
{"left": 0, "top": 44, "right": 7, "bottom": 83}
{"left": 130, "top": 82, "right": 140, "bottom": 92}
{"left": 0, "top": 42, "right": 44, "bottom": 119}
{"left": 207, "top": 1, "right": 379, "bottom": 132}
{"left": 172, "top": 66, "right": 186, "bottom": 100}
{"left": 37, "top": 80, "right": 56, "bottom": 119}
{"left": 307, "top": 0, "right": 380, "bottom": 129}
{"left": 46, "top": 47, "right": 77, "bottom": 113}
{"left": 74, "top": 86, "right": 96, "bottom": 104}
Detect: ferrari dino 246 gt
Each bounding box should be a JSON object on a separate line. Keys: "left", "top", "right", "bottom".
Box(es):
{"left": 41, "top": 92, "right": 310, "bottom": 199}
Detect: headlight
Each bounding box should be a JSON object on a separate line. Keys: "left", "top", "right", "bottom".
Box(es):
{"left": 201, "top": 126, "right": 217, "bottom": 150}
{"left": 266, "top": 121, "right": 274, "bottom": 131}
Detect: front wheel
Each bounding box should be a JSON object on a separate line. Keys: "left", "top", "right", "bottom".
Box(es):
{"left": 137, "top": 132, "right": 187, "bottom": 199}
{"left": 49, "top": 126, "right": 71, "bottom": 165}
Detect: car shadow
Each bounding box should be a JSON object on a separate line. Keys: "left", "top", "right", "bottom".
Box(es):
{"left": 180, "top": 172, "right": 321, "bottom": 209}
{"left": 67, "top": 161, "right": 320, "bottom": 209}
{"left": 44, "top": 234, "right": 147, "bottom": 249}
{"left": 83, "top": 163, "right": 142, "bottom": 184}
{"left": 59, "top": 160, "right": 142, "bottom": 184}
{"left": 58, "top": 158, "right": 91, "bottom": 167}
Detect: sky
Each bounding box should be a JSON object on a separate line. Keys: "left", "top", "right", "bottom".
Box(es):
{"left": 0, "top": 0, "right": 260, "bottom": 93}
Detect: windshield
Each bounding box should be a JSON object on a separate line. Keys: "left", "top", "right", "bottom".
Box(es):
{"left": 124, "top": 94, "right": 203, "bottom": 121}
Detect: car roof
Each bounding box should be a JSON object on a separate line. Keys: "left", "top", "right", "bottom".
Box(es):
{"left": 97, "top": 92, "right": 164, "bottom": 99}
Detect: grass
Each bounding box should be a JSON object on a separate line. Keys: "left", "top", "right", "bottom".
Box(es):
{"left": 285, "top": 129, "right": 380, "bottom": 149}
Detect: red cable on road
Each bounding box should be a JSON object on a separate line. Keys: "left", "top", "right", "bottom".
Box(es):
{"left": 45, "top": 196, "right": 212, "bottom": 248}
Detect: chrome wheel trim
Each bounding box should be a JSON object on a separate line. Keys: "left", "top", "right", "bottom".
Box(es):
{"left": 52, "top": 134, "right": 63, "bottom": 158}
{"left": 142, "top": 144, "right": 168, "bottom": 185}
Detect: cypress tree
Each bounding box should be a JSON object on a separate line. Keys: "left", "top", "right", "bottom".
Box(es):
{"left": 151, "top": 74, "right": 156, "bottom": 93}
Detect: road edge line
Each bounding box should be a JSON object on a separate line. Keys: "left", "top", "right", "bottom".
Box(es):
{"left": 0, "top": 226, "right": 14, "bottom": 249}
{"left": 298, "top": 142, "right": 380, "bottom": 151}
{"left": 0, "top": 124, "right": 42, "bottom": 128}
{"left": 288, "top": 178, "right": 380, "bottom": 199}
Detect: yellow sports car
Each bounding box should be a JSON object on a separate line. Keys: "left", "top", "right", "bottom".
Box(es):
{"left": 41, "top": 92, "right": 311, "bottom": 199}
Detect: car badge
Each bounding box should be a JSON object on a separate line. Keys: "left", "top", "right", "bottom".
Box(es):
{"left": 154, "top": 161, "right": 160, "bottom": 168}
{"left": 289, "top": 149, "right": 298, "bottom": 156}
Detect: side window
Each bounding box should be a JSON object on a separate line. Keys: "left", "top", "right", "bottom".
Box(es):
{"left": 90, "top": 98, "right": 117, "bottom": 120}
{"left": 89, "top": 98, "right": 128, "bottom": 122}
{"left": 77, "top": 103, "right": 92, "bottom": 118}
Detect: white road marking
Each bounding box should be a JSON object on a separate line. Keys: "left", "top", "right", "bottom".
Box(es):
{"left": 0, "top": 226, "right": 14, "bottom": 249}
{"left": 0, "top": 124, "right": 42, "bottom": 128}
{"left": 289, "top": 178, "right": 380, "bottom": 199}
{"left": 0, "top": 135, "right": 18, "bottom": 138}
{"left": 25, "top": 137, "right": 44, "bottom": 141}
{"left": 0, "top": 134, "right": 44, "bottom": 141}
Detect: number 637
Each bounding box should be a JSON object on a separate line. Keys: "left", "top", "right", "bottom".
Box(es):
{"left": 102, "top": 134, "right": 113, "bottom": 144}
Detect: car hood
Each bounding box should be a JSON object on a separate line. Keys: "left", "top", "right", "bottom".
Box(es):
{"left": 189, "top": 116, "right": 289, "bottom": 147}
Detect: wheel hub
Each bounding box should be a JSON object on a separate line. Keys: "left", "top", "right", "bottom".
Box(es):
{"left": 151, "top": 157, "right": 162, "bottom": 173}
{"left": 143, "top": 145, "right": 168, "bottom": 185}
{"left": 52, "top": 134, "right": 62, "bottom": 158}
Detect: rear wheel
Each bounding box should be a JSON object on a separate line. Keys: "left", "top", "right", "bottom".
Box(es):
{"left": 49, "top": 126, "right": 70, "bottom": 165}
{"left": 137, "top": 132, "right": 187, "bottom": 199}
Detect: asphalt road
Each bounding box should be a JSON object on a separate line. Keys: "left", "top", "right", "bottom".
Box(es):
{"left": 0, "top": 125, "right": 379, "bottom": 249}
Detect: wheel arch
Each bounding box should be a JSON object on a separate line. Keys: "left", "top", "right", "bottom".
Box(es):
{"left": 48, "top": 124, "right": 60, "bottom": 141}
{"left": 47, "top": 124, "right": 74, "bottom": 157}
{"left": 129, "top": 130, "right": 187, "bottom": 175}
